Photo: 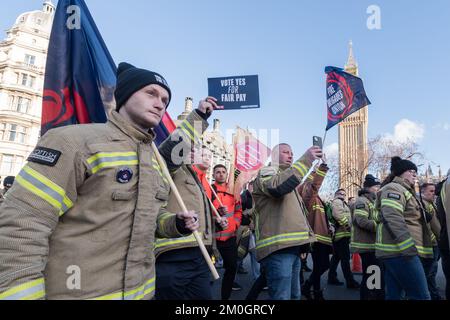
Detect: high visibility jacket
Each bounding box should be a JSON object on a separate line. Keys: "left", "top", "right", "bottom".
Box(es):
{"left": 252, "top": 155, "right": 316, "bottom": 262}
{"left": 423, "top": 199, "right": 441, "bottom": 246}
{"left": 332, "top": 198, "right": 352, "bottom": 241}
{"left": 154, "top": 165, "right": 215, "bottom": 257}
{"left": 212, "top": 183, "right": 242, "bottom": 242}
{"left": 299, "top": 163, "right": 332, "bottom": 246}
{"left": 441, "top": 178, "right": 450, "bottom": 251}
{"left": 351, "top": 193, "right": 378, "bottom": 253}
{"left": 375, "top": 177, "right": 433, "bottom": 260}
{"left": 0, "top": 110, "right": 203, "bottom": 300}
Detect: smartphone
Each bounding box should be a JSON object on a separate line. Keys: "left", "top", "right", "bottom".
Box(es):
{"left": 313, "top": 136, "right": 323, "bottom": 149}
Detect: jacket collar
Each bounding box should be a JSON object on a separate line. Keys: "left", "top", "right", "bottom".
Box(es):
{"left": 109, "top": 111, "right": 155, "bottom": 143}
{"left": 392, "top": 176, "right": 415, "bottom": 192}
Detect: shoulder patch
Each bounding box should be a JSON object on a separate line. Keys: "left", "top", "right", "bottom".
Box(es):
{"left": 387, "top": 193, "right": 401, "bottom": 200}
{"left": 27, "top": 147, "right": 62, "bottom": 167}
{"left": 356, "top": 204, "right": 366, "bottom": 209}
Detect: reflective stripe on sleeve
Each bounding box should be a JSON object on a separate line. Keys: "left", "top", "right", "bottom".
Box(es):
{"left": 0, "top": 278, "right": 45, "bottom": 300}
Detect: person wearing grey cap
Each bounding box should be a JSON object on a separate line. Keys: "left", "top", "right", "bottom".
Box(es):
{"left": 0, "top": 63, "right": 220, "bottom": 300}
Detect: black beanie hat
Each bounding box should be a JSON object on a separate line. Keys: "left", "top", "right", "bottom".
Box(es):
{"left": 363, "top": 174, "right": 381, "bottom": 188}
{"left": 114, "top": 62, "right": 171, "bottom": 111}
{"left": 390, "top": 156, "right": 418, "bottom": 177}
{"left": 3, "top": 176, "right": 14, "bottom": 187}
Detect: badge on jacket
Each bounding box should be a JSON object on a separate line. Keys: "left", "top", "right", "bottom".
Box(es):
{"left": 116, "top": 167, "right": 133, "bottom": 183}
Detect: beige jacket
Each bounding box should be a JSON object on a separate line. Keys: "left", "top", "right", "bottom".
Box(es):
{"left": 252, "top": 155, "right": 316, "bottom": 262}
{"left": 0, "top": 111, "right": 203, "bottom": 300}
{"left": 351, "top": 193, "right": 378, "bottom": 253}
{"left": 375, "top": 177, "right": 433, "bottom": 259}
{"left": 332, "top": 198, "right": 352, "bottom": 241}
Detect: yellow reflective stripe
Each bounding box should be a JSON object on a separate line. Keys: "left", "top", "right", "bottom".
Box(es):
{"left": 92, "top": 291, "right": 123, "bottom": 300}
{"left": 316, "top": 169, "right": 326, "bottom": 177}
{"left": 124, "top": 278, "right": 155, "bottom": 300}
{"left": 416, "top": 245, "right": 433, "bottom": 255}
{"left": 87, "top": 152, "right": 138, "bottom": 174}
{"left": 0, "top": 278, "right": 45, "bottom": 300}
{"left": 376, "top": 237, "right": 415, "bottom": 252}
{"left": 404, "top": 191, "right": 413, "bottom": 201}
{"left": 316, "top": 234, "right": 332, "bottom": 244}
{"left": 158, "top": 212, "right": 173, "bottom": 231}
{"left": 155, "top": 233, "right": 198, "bottom": 249}
{"left": 351, "top": 242, "right": 376, "bottom": 249}
{"left": 292, "top": 162, "right": 307, "bottom": 176}
{"left": 354, "top": 209, "right": 369, "bottom": 217}
{"left": 381, "top": 199, "right": 404, "bottom": 212}
{"left": 87, "top": 152, "right": 137, "bottom": 164}
{"left": 17, "top": 166, "right": 73, "bottom": 216}
{"left": 312, "top": 205, "right": 325, "bottom": 213}
{"left": 307, "top": 175, "right": 313, "bottom": 181}
{"left": 182, "top": 120, "right": 201, "bottom": 143}
{"left": 256, "top": 232, "right": 309, "bottom": 250}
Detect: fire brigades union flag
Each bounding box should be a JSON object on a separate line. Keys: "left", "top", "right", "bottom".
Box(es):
{"left": 325, "top": 66, "right": 371, "bottom": 131}
{"left": 41, "top": 0, "right": 117, "bottom": 135}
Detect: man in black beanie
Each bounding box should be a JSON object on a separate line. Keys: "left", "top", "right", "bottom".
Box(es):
{"left": 351, "top": 174, "right": 384, "bottom": 300}
{"left": 0, "top": 176, "right": 15, "bottom": 204}
{"left": 376, "top": 156, "right": 432, "bottom": 300}
{"left": 0, "top": 62, "right": 221, "bottom": 300}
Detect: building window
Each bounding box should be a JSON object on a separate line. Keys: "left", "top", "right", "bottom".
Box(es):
{"left": 15, "top": 156, "right": 24, "bottom": 173}
{"left": 24, "top": 54, "right": 36, "bottom": 65}
{"left": 1, "top": 154, "right": 14, "bottom": 173}
{"left": 8, "top": 124, "right": 17, "bottom": 142}
{"left": 15, "top": 97, "right": 31, "bottom": 113}
{"left": 20, "top": 74, "right": 35, "bottom": 88}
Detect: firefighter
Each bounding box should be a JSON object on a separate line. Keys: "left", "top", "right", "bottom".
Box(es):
{"left": 0, "top": 63, "right": 207, "bottom": 300}
{"left": 155, "top": 144, "right": 228, "bottom": 300}
{"left": 436, "top": 170, "right": 450, "bottom": 299}
{"left": 376, "top": 156, "right": 433, "bottom": 300}
{"left": 328, "top": 189, "right": 360, "bottom": 288}
{"left": 0, "top": 176, "right": 14, "bottom": 204}
{"left": 351, "top": 174, "right": 384, "bottom": 300}
{"left": 252, "top": 143, "right": 321, "bottom": 300}
{"left": 299, "top": 161, "right": 333, "bottom": 300}
{"left": 419, "top": 183, "right": 442, "bottom": 300}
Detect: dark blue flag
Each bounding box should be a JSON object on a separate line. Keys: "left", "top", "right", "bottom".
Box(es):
{"left": 325, "top": 66, "right": 371, "bottom": 131}
{"left": 41, "top": 0, "right": 116, "bottom": 135}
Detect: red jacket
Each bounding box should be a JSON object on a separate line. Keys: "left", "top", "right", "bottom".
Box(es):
{"left": 212, "top": 183, "right": 242, "bottom": 241}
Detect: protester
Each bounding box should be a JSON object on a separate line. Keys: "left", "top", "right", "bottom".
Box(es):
{"left": 419, "top": 183, "right": 443, "bottom": 300}
{"left": 0, "top": 63, "right": 205, "bottom": 300}
{"left": 155, "top": 143, "right": 228, "bottom": 299}
{"left": 436, "top": 170, "right": 450, "bottom": 299}
{"left": 351, "top": 174, "right": 384, "bottom": 300}
{"left": 376, "top": 156, "right": 432, "bottom": 300}
{"left": 299, "top": 161, "right": 333, "bottom": 300}
{"left": 212, "top": 164, "right": 243, "bottom": 300}
{"left": 0, "top": 176, "right": 15, "bottom": 205}
{"left": 252, "top": 143, "right": 321, "bottom": 300}
{"left": 328, "top": 189, "right": 360, "bottom": 288}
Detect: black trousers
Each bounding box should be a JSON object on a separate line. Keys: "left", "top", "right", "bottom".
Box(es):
{"left": 246, "top": 267, "right": 267, "bottom": 300}
{"left": 441, "top": 250, "right": 450, "bottom": 300}
{"left": 360, "top": 252, "right": 385, "bottom": 300}
{"left": 217, "top": 237, "right": 238, "bottom": 300}
{"left": 155, "top": 248, "right": 212, "bottom": 300}
{"left": 309, "top": 242, "right": 331, "bottom": 291}
{"left": 328, "top": 237, "right": 355, "bottom": 283}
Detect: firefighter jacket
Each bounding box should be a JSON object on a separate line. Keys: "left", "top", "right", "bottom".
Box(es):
{"left": 441, "top": 178, "right": 450, "bottom": 252}
{"left": 423, "top": 199, "right": 441, "bottom": 247}
{"left": 0, "top": 110, "right": 204, "bottom": 300}
{"left": 154, "top": 165, "right": 215, "bottom": 257}
{"left": 299, "top": 163, "right": 332, "bottom": 246}
{"left": 351, "top": 192, "right": 378, "bottom": 253}
{"left": 212, "top": 183, "right": 242, "bottom": 242}
{"left": 375, "top": 176, "right": 434, "bottom": 260}
{"left": 332, "top": 198, "right": 352, "bottom": 241}
{"left": 252, "top": 155, "right": 316, "bottom": 262}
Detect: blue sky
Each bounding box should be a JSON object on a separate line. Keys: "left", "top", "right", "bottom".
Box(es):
{"left": 2, "top": 0, "right": 450, "bottom": 175}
